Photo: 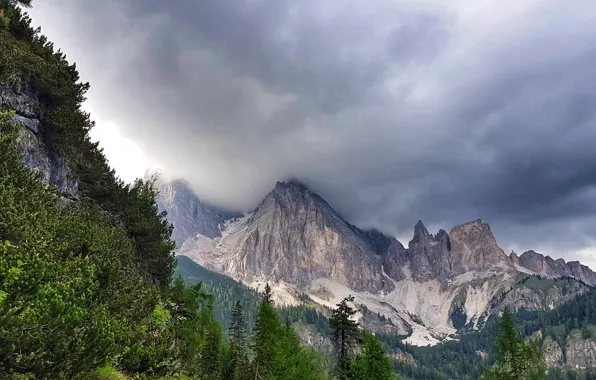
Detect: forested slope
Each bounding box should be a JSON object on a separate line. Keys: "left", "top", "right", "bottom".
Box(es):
{"left": 0, "top": 1, "right": 329, "bottom": 379}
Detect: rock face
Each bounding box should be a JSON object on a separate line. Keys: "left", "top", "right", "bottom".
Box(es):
{"left": 214, "top": 180, "right": 391, "bottom": 293}
{"left": 543, "top": 329, "right": 596, "bottom": 370}
{"left": 449, "top": 219, "right": 511, "bottom": 272}
{"left": 405, "top": 222, "right": 453, "bottom": 282}
{"left": 155, "top": 179, "right": 240, "bottom": 247}
{"left": 510, "top": 251, "right": 520, "bottom": 266}
{"left": 2, "top": 83, "right": 78, "bottom": 199}
{"left": 516, "top": 250, "right": 596, "bottom": 285}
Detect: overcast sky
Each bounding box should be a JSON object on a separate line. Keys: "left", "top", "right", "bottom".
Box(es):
{"left": 28, "top": 0, "right": 596, "bottom": 268}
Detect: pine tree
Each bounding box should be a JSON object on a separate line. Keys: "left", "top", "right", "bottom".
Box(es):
{"left": 264, "top": 282, "right": 274, "bottom": 306}
{"left": 352, "top": 331, "right": 398, "bottom": 380}
{"left": 252, "top": 283, "right": 281, "bottom": 378}
{"left": 228, "top": 301, "right": 251, "bottom": 380}
{"left": 330, "top": 295, "right": 360, "bottom": 380}
{"left": 481, "top": 308, "right": 546, "bottom": 380}
{"left": 200, "top": 320, "right": 222, "bottom": 380}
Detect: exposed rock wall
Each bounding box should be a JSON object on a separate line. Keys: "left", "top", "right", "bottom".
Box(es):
{"left": 155, "top": 178, "right": 240, "bottom": 247}
{"left": 2, "top": 83, "right": 78, "bottom": 198}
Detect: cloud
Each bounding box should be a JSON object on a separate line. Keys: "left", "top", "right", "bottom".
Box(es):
{"left": 28, "top": 0, "right": 596, "bottom": 264}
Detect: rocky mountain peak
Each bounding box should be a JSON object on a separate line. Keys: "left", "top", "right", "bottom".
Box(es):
{"left": 265, "top": 180, "right": 321, "bottom": 208}
{"left": 514, "top": 250, "right": 596, "bottom": 285}
{"left": 510, "top": 251, "right": 520, "bottom": 265}
{"left": 407, "top": 222, "right": 454, "bottom": 282}
{"left": 156, "top": 179, "right": 240, "bottom": 246}
{"left": 448, "top": 219, "right": 511, "bottom": 271}
{"left": 211, "top": 179, "right": 392, "bottom": 293}
{"left": 412, "top": 220, "right": 430, "bottom": 242}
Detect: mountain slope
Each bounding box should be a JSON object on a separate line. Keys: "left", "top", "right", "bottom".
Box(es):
{"left": 155, "top": 178, "right": 240, "bottom": 247}
{"left": 172, "top": 180, "right": 595, "bottom": 345}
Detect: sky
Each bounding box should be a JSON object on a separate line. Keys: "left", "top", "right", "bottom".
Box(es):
{"left": 27, "top": 0, "right": 596, "bottom": 268}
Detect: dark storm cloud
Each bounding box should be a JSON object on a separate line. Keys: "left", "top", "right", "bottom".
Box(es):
{"left": 28, "top": 0, "right": 596, "bottom": 265}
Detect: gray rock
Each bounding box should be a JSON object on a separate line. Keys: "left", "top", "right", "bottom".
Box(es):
{"left": 449, "top": 219, "right": 512, "bottom": 272}
{"left": 219, "top": 180, "right": 393, "bottom": 293}
{"left": 406, "top": 221, "right": 454, "bottom": 282}
{"left": 156, "top": 179, "right": 240, "bottom": 247}
{"left": 12, "top": 114, "right": 39, "bottom": 134}
{"left": 0, "top": 83, "right": 40, "bottom": 118}
{"left": 3, "top": 83, "right": 79, "bottom": 200}
{"left": 15, "top": 125, "right": 78, "bottom": 199}
{"left": 516, "top": 250, "right": 596, "bottom": 285}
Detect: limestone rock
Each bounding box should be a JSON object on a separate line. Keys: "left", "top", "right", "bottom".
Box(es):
{"left": 2, "top": 84, "right": 78, "bottom": 199}
{"left": 515, "top": 250, "right": 596, "bottom": 285}
{"left": 216, "top": 180, "right": 392, "bottom": 293}
{"left": 155, "top": 179, "right": 240, "bottom": 247}
{"left": 449, "top": 219, "right": 511, "bottom": 272}
{"left": 406, "top": 221, "right": 453, "bottom": 282}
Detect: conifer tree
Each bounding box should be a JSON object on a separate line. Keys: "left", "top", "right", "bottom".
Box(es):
{"left": 252, "top": 283, "right": 281, "bottom": 378}
{"left": 481, "top": 308, "right": 546, "bottom": 380}
{"left": 352, "top": 331, "right": 398, "bottom": 380}
{"left": 228, "top": 301, "right": 251, "bottom": 380}
{"left": 200, "top": 320, "right": 222, "bottom": 380}
{"left": 330, "top": 295, "right": 360, "bottom": 380}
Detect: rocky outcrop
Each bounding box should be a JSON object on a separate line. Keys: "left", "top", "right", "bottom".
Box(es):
{"left": 567, "top": 261, "right": 596, "bottom": 286}
{"left": 214, "top": 180, "right": 392, "bottom": 293}
{"left": 515, "top": 250, "right": 596, "bottom": 286}
{"left": 566, "top": 329, "right": 596, "bottom": 369}
{"left": 543, "top": 329, "right": 596, "bottom": 370}
{"left": 510, "top": 251, "right": 520, "bottom": 266}
{"left": 518, "top": 250, "right": 566, "bottom": 277}
{"left": 498, "top": 277, "right": 588, "bottom": 311}
{"left": 2, "top": 83, "right": 78, "bottom": 199}
{"left": 155, "top": 178, "right": 240, "bottom": 247}
{"left": 406, "top": 221, "right": 453, "bottom": 282}
{"left": 449, "top": 219, "right": 511, "bottom": 272}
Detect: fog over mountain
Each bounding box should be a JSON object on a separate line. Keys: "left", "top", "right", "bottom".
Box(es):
{"left": 28, "top": 0, "right": 596, "bottom": 267}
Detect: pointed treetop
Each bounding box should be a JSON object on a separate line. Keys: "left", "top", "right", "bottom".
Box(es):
{"left": 264, "top": 283, "right": 274, "bottom": 306}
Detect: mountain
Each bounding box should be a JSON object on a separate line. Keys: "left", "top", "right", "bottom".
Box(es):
{"left": 514, "top": 250, "right": 596, "bottom": 285}
{"left": 169, "top": 179, "right": 595, "bottom": 345}
{"left": 155, "top": 178, "right": 241, "bottom": 247}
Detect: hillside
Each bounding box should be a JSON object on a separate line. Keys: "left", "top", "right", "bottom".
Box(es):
{"left": 0, "top": 2, "right": 337, "bottom": 379}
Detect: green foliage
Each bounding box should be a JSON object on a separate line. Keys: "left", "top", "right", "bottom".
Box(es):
{"left": 330, "top": 295, "right": 360, "bottom": 380}
{"left": 481, "top": 308, "right": 546, "bottom": 380}
{"left": 225, "top": 301, "right": 251, "bottom": 380}
{"left": 200, "top": 321, "right": 222, "bottom": 380}
{"left": 252, "top": 285, "right": 281, "bottom": 377}
{"left": 351, "top": 331, "right": 397, "bottom": 380}
{"left": 0, "top": 2, "right": 219, "bottom": 378}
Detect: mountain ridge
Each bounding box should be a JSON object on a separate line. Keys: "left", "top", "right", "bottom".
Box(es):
{"left": 158, "top": 178, "right": 596, "bottom": 345}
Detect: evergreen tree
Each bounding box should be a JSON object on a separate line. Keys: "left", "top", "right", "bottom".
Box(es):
{"left": 200, "top": 320, "right": 222, "bottom": 380}
{"left": 228, "top": 301, "right": 251, "bottom": 380}
{"left": 352, "top": 331, "right": 398, "bottom": 380}
{"left": 330, "top": 295, "right": 360, "bottom": 380}
{"left": 252, "top": 283, "right": 281, "bottom": 378}
{"left": 481, "top": 308, "right": 546, "bottom": 380}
